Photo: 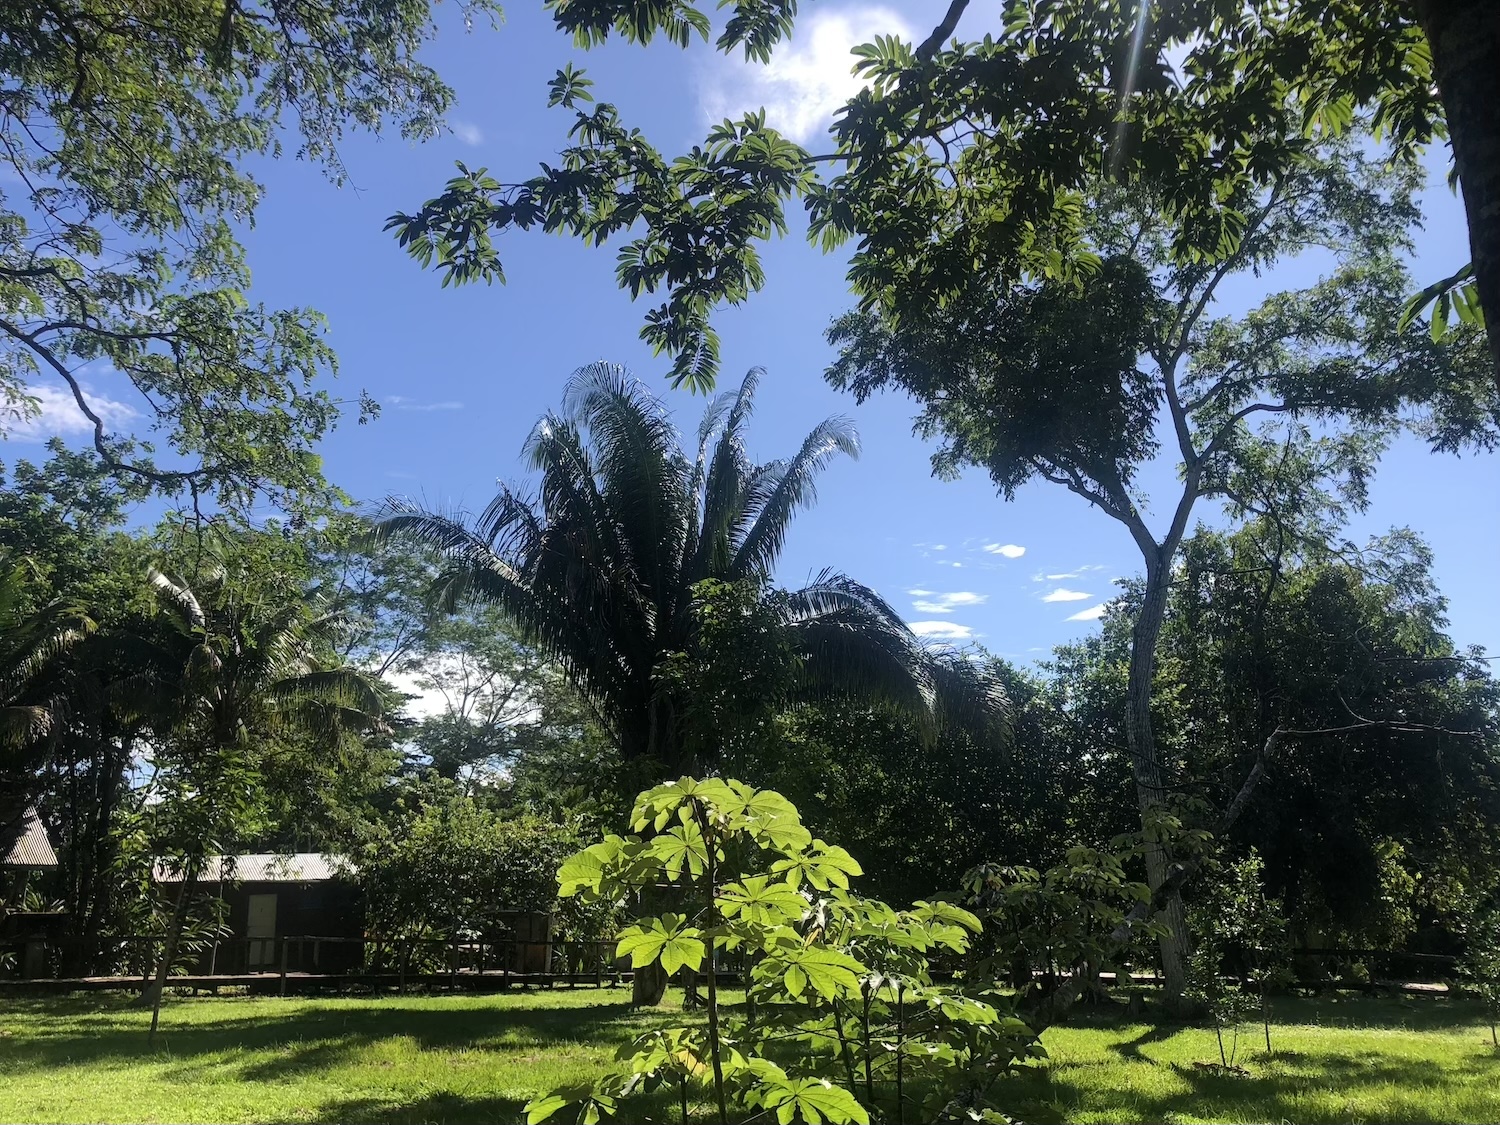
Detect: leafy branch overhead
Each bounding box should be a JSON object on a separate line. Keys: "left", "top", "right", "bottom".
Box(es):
{"left": 391, "top": 0, "right": 1500, "bottom": 390}
{"left": 0, "top": 0, "right": 500, "bottom": 515}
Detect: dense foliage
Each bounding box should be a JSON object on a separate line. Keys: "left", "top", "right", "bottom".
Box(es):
{"left": 393, "top": 0, "right": 1500, "bottom": 389}
{"left": 530, "top": 777, "right": 1043, "bottom": 1125}
{"left": 0, "top": 0, "right": 502, "bottom": 517}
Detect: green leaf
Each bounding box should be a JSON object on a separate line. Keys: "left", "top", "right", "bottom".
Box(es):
{"left": 761, "top": 946, "right": 865, "bottom": 1000}
{"left": 759, "top": 1077, "right": 869, "bottom": 1125}
{"left": 616, "top": 915, "right": 706, "bottom": 975}
{"left": 557, "top": 839, "right": 620, "bottom": 897}
{"left": 524, "top": 1094, "right": 570, "bottom": 1124}
{"left": 772, "top": 842, "right": 863, "bottom": 890}
{"left": 650, "top": 823, "right": 709, "bottom": 881}
{"left": 718, "top": 874, "right": 807, "bottom": 925}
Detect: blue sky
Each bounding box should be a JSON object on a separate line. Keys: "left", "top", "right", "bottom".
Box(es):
{"left": 11, "top": 1, "right": 1498, "bottom": 664}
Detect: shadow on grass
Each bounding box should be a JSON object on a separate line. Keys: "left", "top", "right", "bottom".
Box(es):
{"left": 1018, "top": 1015, "right": 1500, "bottom": 1125}
{"left": 1060, "top": 989, "right": 1491, "bottom": 1034}
{"left": 308, "top": 1087, "right": 687, "bottom": 1125}
{"left": 1, "top": 997, "right": 668, "bottom": 1079}
{"left": 1108, "top": 1020, "right": 1181, "bottom": 1061}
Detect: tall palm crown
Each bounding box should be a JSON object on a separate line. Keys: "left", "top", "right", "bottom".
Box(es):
{"left": 381, "top": 363, "right": 1006, "bottom": 772}
{"left": 144, "top": 562, "right": 389, "bottom": 762}
{"left": 0, "top": 554, "right": 93, "bottom": 782}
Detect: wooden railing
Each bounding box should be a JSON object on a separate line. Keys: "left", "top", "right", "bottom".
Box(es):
{"left": 0, "top": 933, "right": 631, "bottom": 992}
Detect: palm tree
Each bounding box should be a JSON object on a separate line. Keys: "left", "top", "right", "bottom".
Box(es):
{"left": 134, "top": 556, "right": 388, "bottom": 1033}
{"left": 0, "top": 554, "right": 93, "bottom": 790}
{"left": 379, "top": 363, "right": 1007, "bottom": 776}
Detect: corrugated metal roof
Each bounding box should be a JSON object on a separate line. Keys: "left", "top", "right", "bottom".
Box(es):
{"left": 153, "top": 852, "right": 348, "bottom": 883}
{"left": 0, "top": 803, "right": 59, "bottom": 869}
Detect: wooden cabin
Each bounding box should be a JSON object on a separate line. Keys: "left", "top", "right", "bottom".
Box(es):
{"left": 152, "top": 853, "right": 557, "bottom": 977}
{"left": 153, "top": 853, "right": 364, "bottom": 974}
{"left": 1, "top": 802, "right": 64, "bottom": 977}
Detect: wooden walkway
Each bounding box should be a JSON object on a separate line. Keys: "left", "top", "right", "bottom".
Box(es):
{"left": 0, "top": 968, "right": 639, "bottom": 996}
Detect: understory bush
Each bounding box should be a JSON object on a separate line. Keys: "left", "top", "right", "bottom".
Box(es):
{"left": 526, "top": 778, "right": 1044, "bottom": 1125}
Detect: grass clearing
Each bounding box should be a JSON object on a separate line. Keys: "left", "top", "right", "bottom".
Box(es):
{"left": 0, "top": 988, "right": 1496, "bottom": 1123}
{"left": 1025, "top": 994, "right": 1500, "bottom": 1123}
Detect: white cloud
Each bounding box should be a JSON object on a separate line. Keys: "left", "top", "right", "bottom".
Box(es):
{"left": 907, "top": 588, "right": 934, "bottom": 597}
{"left": 951, "top": 561, "right": 963, "bottom": 568}
{"left": 1067, "top": 603, "right": 1109, "bottom": 622}
{"left": 450, "top": 120, "right": 484, "bottom": 146}
{"left": 697, "top": 7, "right": 915, "bottom": 143}
{"left": 984, "top": 543, "right": 1026, "bottom": 558}
{"left": 2, "top": 382, "right": 138, "bottom": 441}
{"left": 908, "top": 620, "right": 975, "bottom": 640}
{"left": 388, "top": 395, "right": 465, "bottom": 412}
{"left": 1046, "top": 572, "right": 1080, "bottom": 580}
{"left": 932, "top": 544, "right": 947, "bottom": 551}
{"left": 1043, "top": 588, "right": 1092, "bottom": 603}
{"left": 911, "top": 591, "right": 987, "bottom": 615}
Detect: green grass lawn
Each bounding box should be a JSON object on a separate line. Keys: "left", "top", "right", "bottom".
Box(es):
{"left": 0, "top": 987, "right": 1496, "bottom": 1124}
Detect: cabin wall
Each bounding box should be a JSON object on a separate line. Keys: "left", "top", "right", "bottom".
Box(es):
{"left": 188, "top": 879, "right": 364, "bottom": 974}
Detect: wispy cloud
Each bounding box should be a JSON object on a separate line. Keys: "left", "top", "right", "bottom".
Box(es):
{"left": 908, "top": 620, "right": 975, "bottom": 641}
{"left": 450, "top": 120, "right": 484, "bottom": 146}
{"left": 911, "top": 591, "right": 987, "bottom": 615}
{"left": 388, "top": 395, "right": 465, "bottom": 412}
{"left": 1043, "top": 588, "right": 1092, "bottom": 603}
{"left": 984, "top": 543, "right": 1026, "bottom": 558}
{"left": 907, "top": 588, "right": 935, "bottom": 597}
{"left": 1067, "top": 603, "right": 1109, "bottom": 622}
{"left": 697, "top": 6, "right": 915, "bottom": 143}
{"left": 1046, "top": 572, "right": 1080, "bottom": 580}
{"left": 2, "top": 382, "right": 138, "bottom": 441}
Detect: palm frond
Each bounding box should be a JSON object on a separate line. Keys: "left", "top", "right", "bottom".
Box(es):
{"left": 784, "top": 571, "right": 1009, "bottom": 750}
{"left": 562, "top": 362, "right": 692, "bottom": 603}
{"left": 732, "top": 415, "right": 860, "bottom": 579}
{"left": 147, "top": 567, "right": 208, "bottom": 633}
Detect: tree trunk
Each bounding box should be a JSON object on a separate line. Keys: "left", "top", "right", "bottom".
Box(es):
{"left": 1417, "top": 0, "right": 1500, "bottom": 389}
{"left": 632, "top": 959, "right": 669, "bottom": 1006}
{"left": 1125, "top": 558, "right": 1189, "bottom": 1009}
{"left": 135, "top": 860, "right": 200, "bottom": 1044}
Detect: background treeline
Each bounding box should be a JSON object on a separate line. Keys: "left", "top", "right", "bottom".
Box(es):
{"left": 5, "top": 436, "right": 1496, "bottom": 978}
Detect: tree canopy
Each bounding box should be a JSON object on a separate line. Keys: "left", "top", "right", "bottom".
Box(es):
{"left": 392, "top": 0, "right": 1500, "bottom": 390}
{"left": 379, "top": 362, "right": 1008, "bottom": 774}
{"left": 0, "top": 0, "right": 497, "bottom": 516}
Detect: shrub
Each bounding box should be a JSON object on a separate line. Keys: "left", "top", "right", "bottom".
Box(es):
{"left": 526, "top": 778, "right": 1044, "bottom": 1125}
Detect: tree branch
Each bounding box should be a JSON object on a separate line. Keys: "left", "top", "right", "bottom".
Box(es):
{"left": 917, "top": 0, "right": 970, "bottom": 61}
{"left": 0, "top": 314, "right": 203, "bottom": 490}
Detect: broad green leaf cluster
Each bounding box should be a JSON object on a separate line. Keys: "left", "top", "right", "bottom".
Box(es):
{"left": 530, "top": 777, "right": 1043, "bottom": 1124}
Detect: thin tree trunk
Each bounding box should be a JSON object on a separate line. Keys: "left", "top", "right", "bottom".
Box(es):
{"left": 1262, "top": 986, "right": 1272, "bottom": 1056}
{"left": 701, "top": 828, "right": 727, "bottom": 1125}
{"left": 1124, "top": 558, "right": 1189, "bottom": 1009}
{"left": 136, "top": 859, "right": 200, "bottom": 1044}
{"left": 1418, "top": 0, "right": 1500, "bottom": 389}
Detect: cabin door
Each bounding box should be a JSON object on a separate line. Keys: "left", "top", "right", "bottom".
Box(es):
{"left": 247, "top": 892, "right": 278, "bottom": 969}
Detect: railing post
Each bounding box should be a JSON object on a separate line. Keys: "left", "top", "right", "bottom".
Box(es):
{"left": 279, "top": 938, "right": 289, "bottom": 997}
